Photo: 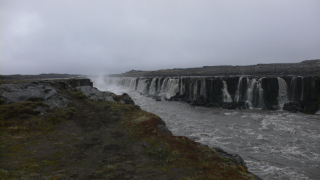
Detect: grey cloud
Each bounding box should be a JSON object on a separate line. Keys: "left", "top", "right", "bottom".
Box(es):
{"left": 1, "top": 0, "right": 320, "bottom": 75}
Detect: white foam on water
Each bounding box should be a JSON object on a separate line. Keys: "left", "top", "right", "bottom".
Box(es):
{"left": 224, "top": 111, "right": 239, "bottom": 116}
{"left": 245, "top": 160, "right": 310, "bottom": 180}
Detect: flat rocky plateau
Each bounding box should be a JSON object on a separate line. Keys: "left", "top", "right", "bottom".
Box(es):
{"left": 115, "top": 59, "right": 320, "bottom": 77}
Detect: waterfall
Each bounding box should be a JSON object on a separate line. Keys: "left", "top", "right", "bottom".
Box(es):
{"left": 166, "top": 78, "right": 180, "bottom": 98}
{"left": 158, "top": 78, "right": 180, "bottom": 98}
{"left": 256, "top": 79, "right": 265, "bottom": 108}
{"left": 222, "top": 80, "right": 232, "bottom": 103}
{"left": 160, "top": 78, "right": 169, "bottom": 94}
{"left": 245, "top": 78, "right": 264, "bottom": 109}
{"left": 277, "top": 77, "right": 289, "bottom": 109}
{"left": 200, "top": 78, "right": 206, "bottom": 99}
{"left": 103, "top": 76, "right": 313, "bottom": 111}
{"left": 129, "top": 78, "right": 136, "bottom": 89}
{"left": 148, "top": 78, "right": 157, "bottom": 95}
{"left": 136, "top": 79, "right": 149, "bottom": 94}
{"left": 234, "top": 76, "right": 243, "bottom": 102}
{"left": 245, "top": 79, "right": 257, "bottom": 108}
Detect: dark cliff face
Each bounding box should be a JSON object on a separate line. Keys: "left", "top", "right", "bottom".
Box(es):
{"left": 261, "top": 78, "right": 279, "bottom": 109}
{"left": 115, "top": 76, "right": 320, "bottom": 114}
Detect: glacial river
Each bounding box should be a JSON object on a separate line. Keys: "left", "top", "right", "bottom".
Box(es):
{"left": 95, "top": 80, "right": 320, "bottom": 180}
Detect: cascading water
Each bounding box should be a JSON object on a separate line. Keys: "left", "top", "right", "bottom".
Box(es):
{"left": 200, "top": 78, "right": 206, "bottom": 99}
{"left": 160, "top": 78, "right": 169, "bottom": 94}
{"left": 129, "top": 78, "right": 137, "bottom": 89}
{"left": 148, "top": 78, "right": 157, "bottom": 95}
{"left": 234, "top": 76, "right": 244, "bottom": 102}
{"left": 256, "top": 79, "right": 265, "bottom": 108}
{"left": 245, "top": 78, "right": 264, "bottom": 109}
{"left": 136, "top": 79, "right": 149, "bottom": 94}
{"left": 179, "top": 77, "right": 185, "bottom": 95}
{"left": 165, "top": 78, "right": 180, "bottom": 98}
{"left": 277, "top": 77, "right": 289, "bottom": 109}
{"left": 222, "top": 80, "right": 232, "bottom": 102}
{"left": 245, "top": 79, "right": 256, "bottom": 108}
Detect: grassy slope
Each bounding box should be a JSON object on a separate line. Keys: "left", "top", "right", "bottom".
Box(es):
{"left": 0, "top": 90, "right": 257, "bottom": 179}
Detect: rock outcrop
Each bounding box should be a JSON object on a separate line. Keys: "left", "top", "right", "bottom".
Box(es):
{"left": 0, "top": 83, "right": 70, "bottom": 108}
{"left": 0, "top": 79, "right": 93, "bottom": 108}
{"left": 76, "top": 86, "right": 115, "bottom": 102}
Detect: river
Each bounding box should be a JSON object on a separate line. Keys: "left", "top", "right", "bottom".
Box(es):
{"left": 93, "top": 78, "right": 320, "bottom": 180}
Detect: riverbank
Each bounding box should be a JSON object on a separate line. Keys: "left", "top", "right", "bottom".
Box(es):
{"left": 0, "top": 79, "right": 260, "bottom": 179}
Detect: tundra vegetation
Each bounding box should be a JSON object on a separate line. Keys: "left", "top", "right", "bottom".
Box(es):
{"left": 0, "top": 79, "right": 258, "bottom": 179}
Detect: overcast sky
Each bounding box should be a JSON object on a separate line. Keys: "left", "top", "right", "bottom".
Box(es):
{"left": 1, "top": 0, "right": 320, "bottom": 75}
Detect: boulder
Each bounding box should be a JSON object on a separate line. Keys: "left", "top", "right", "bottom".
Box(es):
{"left": 0, "top": 83, "right": 70, "bottom": 108}
{"left": 120, "top": 93, "right": 135, "bottom": 105}
{"left": 212, "top": 146, "right": 264, "bottom": 180}
{"left": 283, "top": 101, "right": 304, "bottom": 112}
{"left": 157, "top": 124, "right": 171, "bottom": 135}
{"left": 76, "top": 86, "right": 115, "bottom": 102}
{"left": 76, "top": 86, "right": 135, "bottom": 105}
{"left": 212, "top": 146, "right": 263, "bottom": 179}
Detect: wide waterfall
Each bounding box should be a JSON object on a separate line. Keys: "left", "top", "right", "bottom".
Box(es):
{"left": 92, "top": 75, "right": 320, "bottom": 180}
{"left": 108, "top": 75, "right": 319, "bottom": 113}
